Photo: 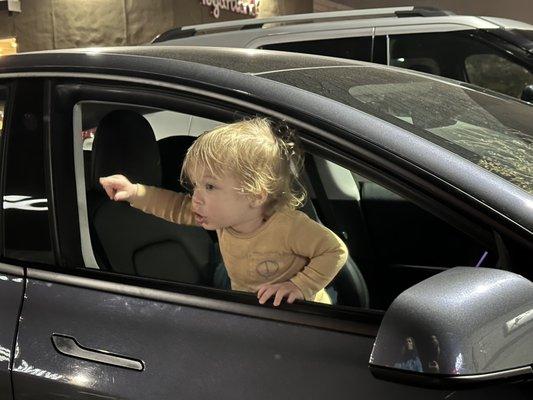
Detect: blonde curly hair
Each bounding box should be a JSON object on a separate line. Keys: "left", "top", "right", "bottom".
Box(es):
{"left": 181, "top": 117, "right": 306, "bottom": 213}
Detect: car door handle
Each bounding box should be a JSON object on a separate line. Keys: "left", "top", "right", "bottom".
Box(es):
{"left": 52, "top": 334, "right": 144, "bottom": 371}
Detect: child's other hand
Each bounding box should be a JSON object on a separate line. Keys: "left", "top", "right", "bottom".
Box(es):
{"left": 257, "top": 281, "right": 304, "bottom": 306}
{"left": 99, "top": 174, "right": 137, "bottom": 202}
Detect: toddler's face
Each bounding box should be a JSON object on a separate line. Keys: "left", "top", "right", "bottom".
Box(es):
{"left": 188, "top": 168, "right": 263, "bottom": 232}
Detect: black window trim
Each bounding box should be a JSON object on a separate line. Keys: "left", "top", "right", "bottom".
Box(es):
{"left": 0, "top": 79, "right": 57, "bottom": 265}
{"left": 0, "top": 82, "right": 12, "bottom": 260}
{"left": 26, "top": 265, "right": 382, "bottom": 336}
{"left": 44, "top": 79, "right": 62, "bottom": 266}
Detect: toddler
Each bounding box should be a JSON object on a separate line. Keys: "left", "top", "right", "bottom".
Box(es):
{"left": 100, "top": 118, "right": 347, "bottom": 306}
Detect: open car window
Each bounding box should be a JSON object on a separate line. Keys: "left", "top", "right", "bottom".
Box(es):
{"left": 73, "top": 100, "right": 497, "bottom": 311}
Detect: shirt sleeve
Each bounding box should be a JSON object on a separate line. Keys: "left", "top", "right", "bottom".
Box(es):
{"left": 288, "top": 213, "right": 348, "bottom": 301}
{"left": 129, "top": 184, "right": 197, "bottom": 226}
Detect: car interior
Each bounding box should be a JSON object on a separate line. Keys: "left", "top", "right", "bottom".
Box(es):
{"left": 79, "top": 103, "right": 496, "bottom": 310}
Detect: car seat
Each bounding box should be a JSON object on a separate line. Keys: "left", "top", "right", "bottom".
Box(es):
{"left": 158, "top": 135, "right": 194, "bottom": 193}
{"left": 302, "top": 155, "right": 371, "bottom": 308}
{"left": 87, "top": 110, "right": 215, "bottom": 285}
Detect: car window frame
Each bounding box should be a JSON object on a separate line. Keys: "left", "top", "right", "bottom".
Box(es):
{"left": 45, "top": 77, "right": 387, "bottom": 333}
{"left": 45, "top": 73, "right": 507, "bottom": 328}
{"left": 0, "top": 83, "right": 11, "bottom": 259}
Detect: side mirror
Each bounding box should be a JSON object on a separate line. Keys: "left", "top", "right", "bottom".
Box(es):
{"left": 520, "top": 84, "right": 533, "bottom": 103}
{"left": 369, "top": 267, "right": 533, "bottom": 389}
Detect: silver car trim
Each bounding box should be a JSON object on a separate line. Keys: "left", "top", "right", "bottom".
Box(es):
{"left": 450, "top": 366, "right": 533, "bottom": 382}
{"left": 27, "top": 268, "right": 379, "bottom": 336}
{"left": 52, "top": 334, "right": 144, "bottom": 371}
{"left": 72, "top": 103, "right": 100, "bottom": 269}
{"left": 182, "top": 7, "right": 415, "bottom": 32}
{"left": 369, "top": 364, "right": 533, "bottom": 388}
{"left": 0, "top": 262, "right": 24, "bottom": 277}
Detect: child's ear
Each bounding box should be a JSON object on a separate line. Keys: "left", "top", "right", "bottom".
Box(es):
{"left": 250, "top": 191, "right": 268, "bottom": 208}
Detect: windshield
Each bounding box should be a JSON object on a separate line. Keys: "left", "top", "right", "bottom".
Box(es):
{"left": 258, "top": 66, "right": 533, "bottom": 195}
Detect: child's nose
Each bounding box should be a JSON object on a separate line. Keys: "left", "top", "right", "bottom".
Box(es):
{"left": 192, "top": 189, "right": 203, "bottom": 205}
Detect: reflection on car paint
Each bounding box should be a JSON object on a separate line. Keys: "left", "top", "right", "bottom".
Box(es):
{"left": 453, "top": 353, "right": 464, "bottom": 374}
{"left": 0, "top": 345, "right": 9, "bottom": 362}
{"left": 505, "top": 308, "right": 533, "bottom": 335}
{"left": 0, "top": 275, "right": 21, "bottom": 283}
{"left": 15, "top": 359, "right": 64, "bottom": 381}
{"left": 3, "top": 195, "right": 48, "bottom": 211}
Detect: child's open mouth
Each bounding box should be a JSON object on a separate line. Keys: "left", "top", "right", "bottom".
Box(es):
{"left": 194, "top": 212, "right": 207, "bottom": 225}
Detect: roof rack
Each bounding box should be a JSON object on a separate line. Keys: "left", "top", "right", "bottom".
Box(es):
{"left": 152, "top": 6, "right": 454, "bottom": 43}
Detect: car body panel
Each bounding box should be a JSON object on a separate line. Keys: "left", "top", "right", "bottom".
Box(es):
{"left": 11, "top": 270, "right": 532, "bottom": 399}
{"left": 480, "top": 16, "right": 533, "bottom": 30}
{"left": 374, "top": 23, "right": 479, "bottom": 36}
{"left": 11, "top": 272, "right": 396, "bottom": 399}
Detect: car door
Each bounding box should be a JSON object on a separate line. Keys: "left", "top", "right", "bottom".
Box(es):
{"left": 8, "top": 74, "right": 532, "bottom": 400}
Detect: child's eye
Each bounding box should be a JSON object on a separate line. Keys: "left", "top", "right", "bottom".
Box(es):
{"left": 205, "top": 183, "right": 215, "bottom": 191}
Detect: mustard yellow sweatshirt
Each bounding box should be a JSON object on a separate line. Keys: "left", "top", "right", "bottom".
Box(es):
{"left": 131, "top": 185, "right": 348, "bottom": 304}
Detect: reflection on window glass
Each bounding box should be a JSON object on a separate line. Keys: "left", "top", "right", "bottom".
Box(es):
{"left": 260, "top": 66, "right": 533, "bottom": 194}
{"left": 465, "top": 54, "right": 533, "bottom": 98}
{"left": 0, "top": 102, "right": 4, "bottom": 132}
{"left": 347, "top": 80, "right": 533, "bottom": 194}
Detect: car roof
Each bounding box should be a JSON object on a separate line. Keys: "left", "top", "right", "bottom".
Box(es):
{"left": 7, "top": 45, "right": 368, "bottom": 74}
{"left": 153, "top": 6, "right": 533, "bottom": 48}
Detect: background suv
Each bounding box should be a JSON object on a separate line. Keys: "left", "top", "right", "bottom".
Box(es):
{"left": 153, "top": 6, "right": 533, "bottom": 100}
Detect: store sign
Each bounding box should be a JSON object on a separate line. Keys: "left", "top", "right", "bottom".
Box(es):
{"left": 201, "top": 0, "right": 260, "bottom": 19}
{"left": 0, "top": 0, "right": 21, "bottom": 13}
{"left": 0, "top": 38, "right": 17, "bottom": 56}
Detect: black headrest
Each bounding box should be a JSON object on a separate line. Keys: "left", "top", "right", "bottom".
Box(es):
{"left": 92, "top": 110, "right": 161, "bottom": 189}
{"left": 158, "top": 136, "right": 196, "bottom": 192}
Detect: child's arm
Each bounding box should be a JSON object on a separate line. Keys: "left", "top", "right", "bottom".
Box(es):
{"left": 287, "top": 215, "right": 348, "bottom": 300}
{"left": 257, "top": 213, "right": 348, "bottom": 305}
{"left": 99, "top": 175, "right": 197, "bottom": 226}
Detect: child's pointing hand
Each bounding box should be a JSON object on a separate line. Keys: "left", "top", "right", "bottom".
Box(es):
{"left": 99, "top": 174, "right": 137, "bottom": 202}
{"left": 257, "top": 281, "right": 304, "bottom": 306}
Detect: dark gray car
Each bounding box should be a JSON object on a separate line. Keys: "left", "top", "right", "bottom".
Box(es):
{"left": 0, "top": 47, "right": 531, "bottom": 399}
